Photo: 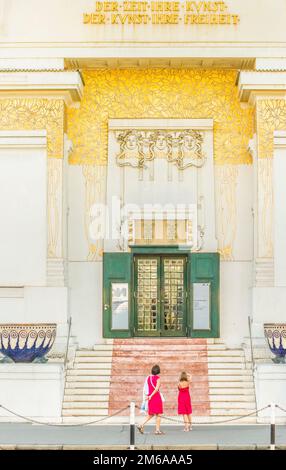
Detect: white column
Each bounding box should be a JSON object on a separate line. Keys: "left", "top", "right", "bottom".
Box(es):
{"left": 273, "top": 131, "right": 286, "bottom": 286}
{"left": 0, "top": 130, "right": 47, "bottom": 286}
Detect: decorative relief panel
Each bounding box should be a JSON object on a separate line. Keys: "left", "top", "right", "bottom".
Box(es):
{"left": 47, "top": 159, "right": 62, "bottom": 258}
{"left": 258, "top": 158, "right": 273, "bottom": 258}
{"left": 256, "top": 100, "right": 286, "bottom": 259}
{"left": 257, "top": 99, "right": 286, "bottom": 160}
{"left": 83, "top": 164, "right": 107, "bottom": 261}
{"left": 216, "top": 165, "right": 238, "bottom": 261}
{"left": 121, "top": 207, "right": 198, "bottom": 251}
{"left": 67, "top": 70, "right": 253, "bottom": 166}
{"left": 0, "top": 99, "right": 65, "bottom": 159}
{"left": 116, "top": 129, "right": 204, "bottom": 170}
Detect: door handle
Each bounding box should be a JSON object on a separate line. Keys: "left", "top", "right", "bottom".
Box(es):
{"left": 104, "top": 304, "right": 110, "bottom": 311}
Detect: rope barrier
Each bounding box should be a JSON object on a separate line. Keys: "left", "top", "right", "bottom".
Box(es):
{"left": 0, "top": 404, "right": 129, "bottom": 427}
{"left": 276, "top": 404, "right": 286, "bottom": 414}
{"left": 135, "top": 404, "right": 272, "bottom": 426}
{"left": 0, "top": 402, "right": 284, "bottom": 428}
{"left": 158, "top": 405, "right": 271, "bottom": 426}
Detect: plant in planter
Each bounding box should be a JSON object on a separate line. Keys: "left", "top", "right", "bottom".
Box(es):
{"left": 264, "top": 323, "right": 286, "bottom": 364}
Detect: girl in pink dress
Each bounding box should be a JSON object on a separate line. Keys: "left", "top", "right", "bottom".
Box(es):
{"left": 178, "top": 371, "right": 192, "bottom": 431}
{"left": 137, "top": 364, "right": 164, "bottom": 435}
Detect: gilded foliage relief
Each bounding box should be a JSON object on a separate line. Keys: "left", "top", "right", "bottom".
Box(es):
{"left": 216, "top": 165, "right": 238, "bottom": 261}
{"left": 256, "top": 99, "right": 286, "bottom": 259}
{"left": 0, "top": 99, "right": 65, "bottom": 158}
{"left": 67, "top": 70, "right": 254, "bottom": 166}
{"left": 257, "top": 99, "right": 286, "bottom": 159}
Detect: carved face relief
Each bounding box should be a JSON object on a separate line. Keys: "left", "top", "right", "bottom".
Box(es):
{"left": 182, "top": 133, "right": 196, "bottom": 151}
{"left": 125, "top": 132, "right": 139, "bottom": 151}
{"left": 154, "top": 133, "right": 168, "bottom": 151}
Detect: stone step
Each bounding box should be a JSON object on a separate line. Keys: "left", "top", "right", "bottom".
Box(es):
{"left": 74, "top": 363, "right": 112, "bottom": 369}
{"left": 87, "top": 347, "right": 114, "bottom": 353}
{"left": 78, "top": 344, "right": 231, "bottom": 355}
{"left": 208, "top": 367, "right": 251, "bottom": 374}
{"left": 75, "top": 356, "right": 113, "bottom": 363}
{"left": 76, "top": 352, "right": 113, "bottom": 359}
{"left": 207, "top": 356, "right": 244, "bottom": 363}
{"left": 209, "top": 387, "right": 255, "bottom": 394}
{"left": 206, "top": 345, "right": 227, "bottom": 351}
{"left": 207, "top": 350, "right": 243, "bottom": 357}
{"left": 62, "top": 402, "right": 109, "bottom": 409}
{"left": 62, "top": 409, "right": 109, "bottom": 417}
{"left": 208, "top": 363, "right": 245, "bottom": 369}
{"left": 210, "top": 401, "right": 256, "bottom": 409}
{"left": 63, "top": 395, "right": 109, "bottom": 402}
{"left": 66, "top": 376, "right": 111, "bottom": 382}
{"left": 64, "top": 388, "right": 110, "bottom": 395}
{"left": 209, "top": 394, "right": 255, "bottom": 401}
{"left": 65, "top": 381, "right": 110, "bottom": 388}
{"left": 68, "top": 370, "right": 111, "bottom": 376}
{"left": 207, "top": 370, "right": 251, "bottom": 376}
{"left": 208, "top": 374, "right": 253, "bottom": 381}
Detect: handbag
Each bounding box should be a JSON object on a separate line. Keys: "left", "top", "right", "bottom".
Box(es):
{"left": 140, "top": 376, "right": 149, "bottom": 414}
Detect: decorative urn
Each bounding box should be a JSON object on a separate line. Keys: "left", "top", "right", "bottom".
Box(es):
{"left": 264, "top": 323, "right": 286, "bottom": 364}
{"left": 0, "top": 324, "right": 57, "bottom": 363}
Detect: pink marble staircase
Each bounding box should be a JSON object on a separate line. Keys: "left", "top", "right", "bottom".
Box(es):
{"left": 108, "top": 338, "right": 210, "bottom": 417}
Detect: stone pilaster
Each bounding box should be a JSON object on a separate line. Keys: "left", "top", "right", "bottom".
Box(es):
{"left": 238, "top": 70, "right": 286, "bottom": 359}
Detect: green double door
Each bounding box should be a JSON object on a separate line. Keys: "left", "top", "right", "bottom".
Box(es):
{"left": 134, "top": 255, "right": 187, "bottom": 336}
{"left": 103, "top": 250, "right": 220, "bottom": 339}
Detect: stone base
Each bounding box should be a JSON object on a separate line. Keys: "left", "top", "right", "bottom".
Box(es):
{"left": 255, "top": 363, "right": 286, "bottom": 422}
{"left": 0, "top": 363, "right": 64, "bottom": 422}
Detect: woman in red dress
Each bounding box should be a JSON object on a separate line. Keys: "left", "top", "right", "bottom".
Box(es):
{"left": 178, "top": 371, "right": 192, "bottom": 431}
{"left": 137, "top": 364, "right": 164, "bottom": 435}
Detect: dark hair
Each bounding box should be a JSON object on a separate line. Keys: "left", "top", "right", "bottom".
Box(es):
{"left": 151, "top": 364, "right": 160, "bottom": 375}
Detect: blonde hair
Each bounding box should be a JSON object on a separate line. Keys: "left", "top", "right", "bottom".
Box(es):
{"left": 179, "top": 371, "right": 188, "bottom": 382}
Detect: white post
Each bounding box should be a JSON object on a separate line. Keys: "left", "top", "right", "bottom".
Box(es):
{"left": 270, "top": 402, "right": 276, "bottom": 450}
{"left": 129, "top": 401, "right": 136, "bottom": 450}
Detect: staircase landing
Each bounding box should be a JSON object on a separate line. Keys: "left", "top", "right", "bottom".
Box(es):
{"left": 62, "top": 338, "right": 256, "bottom": 424}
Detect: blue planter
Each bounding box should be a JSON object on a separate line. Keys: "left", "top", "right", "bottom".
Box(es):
{"left": 0, "top": 324, "right": 57, "bottom": 363}
{"left": 264, "top": 323, "right": 286, "bottom": 364}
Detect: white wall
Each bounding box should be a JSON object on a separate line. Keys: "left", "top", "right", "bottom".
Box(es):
{"left": 255, "top": 364, "right": 286, "bottom": 421}
{"left": 69, "top": 262, "right": 103, "bottom": 347}
{"left": 0, "top": 364, "right": 64, "bottom": 420}
{"left": 0, "top": 131, "right": 47, "bottom": 286}
{"left": 220, "top": 261, "right": 252, "bottom": 348}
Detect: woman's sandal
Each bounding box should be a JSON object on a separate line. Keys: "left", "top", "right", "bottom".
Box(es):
{"left": 137, "top": 425, "right": 144, "bottom": 434}
{"left": 155, "top": 430, "right": 165, "bottom": 435}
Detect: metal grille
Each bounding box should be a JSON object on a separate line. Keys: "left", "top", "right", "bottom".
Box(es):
{"left": 163, "top": 258, "right": 185, "bottom": 332}
{"left": 137, "top": 258, "right": 158, "bottom": 332}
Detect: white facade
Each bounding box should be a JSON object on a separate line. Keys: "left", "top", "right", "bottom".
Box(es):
{"left": 0, "top": 0, "right": 286, "bottom": 421}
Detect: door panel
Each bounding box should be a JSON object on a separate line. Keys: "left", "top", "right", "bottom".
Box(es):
{"left": 134, "top": 256, "right": 160, "bottom": 336}
{"left": 103, "top": 252, "right": 132, "bottom": 338}
{"left": 161, "top": 257, "right": 187, "bottom": 336}
{"left": 189, "top": 252, "right": 220, "bottom": 338}
{"left": 134, "top": 255, "right": 187, "bottom": 337}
